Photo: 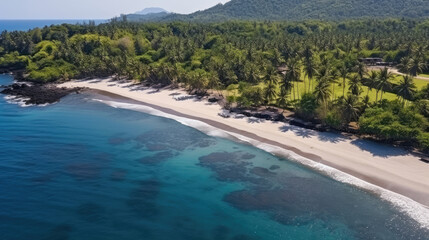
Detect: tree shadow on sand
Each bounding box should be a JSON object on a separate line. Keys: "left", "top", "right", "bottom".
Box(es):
{"left": 247, "top": 117, "right": 265, "bottom": 124}
{"left": 316, "top": 131, "right": 347, "bottom": 143}
{"left": 129, "top": 86, "right": 149, "bottom": 92}
{"left": 279, "top": 124, "right": 347, "bottom": 143}
{"left": 350, "top": 139, "right": 409, "bottom": 158}
{"left": 279, "top": 125, "right": 315, "bottom": 138}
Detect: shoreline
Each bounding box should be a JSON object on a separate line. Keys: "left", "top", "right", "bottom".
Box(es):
{"left": 58, "top": 79, "right": 429, "bottom": 211}
{"left": 85, "top": 89, "right": 429, "bottom": 229}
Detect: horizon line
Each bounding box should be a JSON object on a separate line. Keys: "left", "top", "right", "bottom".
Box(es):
{"left": 0, "top": 18, "right": 108, "bottom": 21}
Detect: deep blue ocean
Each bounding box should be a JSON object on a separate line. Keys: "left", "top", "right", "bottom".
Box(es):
{"left": 0, "top": 74, "right": 428, "bottom": 240}
{"left": 0, "top": 20, "right": 106, "bottom": 32}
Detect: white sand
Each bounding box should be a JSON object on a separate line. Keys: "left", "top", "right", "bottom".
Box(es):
{"left": 59, "top": 78, "right": 429, "bottom": 207}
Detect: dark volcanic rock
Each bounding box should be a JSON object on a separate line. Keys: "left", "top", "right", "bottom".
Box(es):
{"left": 198, "top": 151, "right": 273, "bottom": 188}
{"left": 1, "top": 83, "right": 81, "bottom": 105}
{"left": 230, "top": 108, "right": 284, "bottom": 122}
{"left": 250, "top": 167, "right": 276, "bottom": 177}
{"left": 198, "top": 152, "right": 252, "bottom": 182}
{"left": 135, "top": 127, "right": 214, "bottom": 151}
{"left": 197, "top": 138, "right": 217, "bottom": 148}
{"left": 208, "top": 97, "right": 219, "bottom": 103}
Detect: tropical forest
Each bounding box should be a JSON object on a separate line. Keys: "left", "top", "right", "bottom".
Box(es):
{"left": 1, "top": 19, "right": 429, "bottom": 151}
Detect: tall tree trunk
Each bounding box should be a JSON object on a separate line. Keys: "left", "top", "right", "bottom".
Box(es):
{"left": 342, "top": 78, "right": 346, "bottom": 97}
{"left": 292, "top": 83, "right": 296, "bottom": 102}
{"left": 304, "top": 76, "right": 307, "bottom": 94}
{"left": 296, "top": 81, "right": 300, "bottom": 100}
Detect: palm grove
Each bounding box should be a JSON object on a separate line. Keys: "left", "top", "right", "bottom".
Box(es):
{"left": 0, "top": 19, "right": 428, "bottom": 151}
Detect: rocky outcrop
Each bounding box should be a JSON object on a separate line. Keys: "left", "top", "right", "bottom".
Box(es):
{"left": 1, "top": 83, "right": 82, "bottom": 105}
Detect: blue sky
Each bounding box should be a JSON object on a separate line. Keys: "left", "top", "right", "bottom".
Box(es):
{"left": 0, "top": 0, "right": 230, "bottom": 19}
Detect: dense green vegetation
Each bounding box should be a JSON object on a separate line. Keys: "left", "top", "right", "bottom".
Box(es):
{"left": 140, "top": 0, "right": 429, "bottom": 22}
{"left": 0, "top": 19, "right": 428, "bottom": 151}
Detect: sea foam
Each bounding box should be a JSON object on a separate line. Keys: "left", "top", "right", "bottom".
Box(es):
{"left": 3, "top": 95, "right": 53, "bottom": 107}
{"left": 4, "top": 95, "right": 34, "bottom": 107}
{"left": 93, "top": 98, "right": 429, "bottom": 229}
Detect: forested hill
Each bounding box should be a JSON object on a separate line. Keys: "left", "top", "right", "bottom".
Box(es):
{"left": 160, "top": 0, "right": 429, "bottom": 21}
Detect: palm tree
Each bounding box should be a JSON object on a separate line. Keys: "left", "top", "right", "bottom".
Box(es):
{"left": 377, "top": 67, "right": 393, "bottom": 101}
{"left": 285, "top": 58, "right": 301, "bottom": 100}
{"left": 271, "top": 49, "right": 284, "bottom": 67}
{"left": 348, "top": 75, "right": 362, "bottom": 96}
{"left": 339, "top": 65, "right": 350, "bottom": 97}
{"left": 280, "top": 72, "right": 293, "bottom": 93}
{"left": 413, "top": 45, "right": 427, "bottom": 61}
{"left": 246, "top": 66, "right": 261, "bottom": 84}
{"left": 361, "top": 95, "right": 371, "bottom": 112}
{"left": 395, "top": 75, "right": 416, "bottom": 105}
{"left": 330, "top": 69, "right": 339, "bottom": 100}
{"left": 314, "top": 77, "right": 331, "bottom": 109}
{"left": 303, "top": 58, "right": 317, "bottom": 93}
{"left": 341, "top": 95, "right": 361, "bottom": 123}
{"left": 264, "top": 67, "right": 279, "bottom": 85}
{"left": 354, "top": 61, "right": 367, "bottom": 79}
{"left": 207, "top": 73, "right": 221, "bottom": 94}
{"left": 407, "top": 58, "right": 426, "bottom": 77}
{"left": 302, "top": 46, "right": 316, "bottom": 92}
{"left": 277, "top": 87, "right": 290, "bottom": 112}
{"left": 398, "top": 57, "right": 426, "bottom": 76}
{"left": 302, "top": 46, "right": 314, "bottom": 63}
{"left": 264, "top": 82, "right": 278, "bottom": 105}
{"left": 283, "top": 72, "right": 295, "bottom": 102}
{"left": 366, "top": 71, "right": 378, "bottom": 98}
{"left": 317, "top": 65, "right": 338, "bottom": 100}
{"left": 397, "top": 57, "right": 411, "bottom": 74}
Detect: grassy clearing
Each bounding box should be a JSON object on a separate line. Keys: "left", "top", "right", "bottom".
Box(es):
{"left": 225, "top": 75, "right": 405, "bottom": 104}
{"left": 290, "top": 78, "right": 398, "bottom": 102}
{"left": 391, "top": 74, "right": 428, "bottom": 90}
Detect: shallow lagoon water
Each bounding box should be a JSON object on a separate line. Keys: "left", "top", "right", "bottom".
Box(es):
{"left": 1, "top": 75, "right": 428, "bottom": 240}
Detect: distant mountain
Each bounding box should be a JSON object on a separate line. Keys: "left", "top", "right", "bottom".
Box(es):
{"left": 125, "top": 12, "right": 170, "bottom": 22}
{"left": 158, "top": 0, "right": 429, "bottom": 22}
{"left": 118, "top": 7, "right": 171, "bottom": 22}
{"left": 134, "top": 8, "right": 168, "bottom": 15}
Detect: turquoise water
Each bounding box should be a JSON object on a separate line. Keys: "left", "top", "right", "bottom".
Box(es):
{"left": 0, "top": 20, "right": 106, "bottom": 32}
{"left": 0, "top": 74, "right": 428, "bottom": 240}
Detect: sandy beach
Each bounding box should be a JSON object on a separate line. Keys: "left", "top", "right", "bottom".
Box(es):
{"left": 59, "top": 78, "right": 429, "bottom": 208}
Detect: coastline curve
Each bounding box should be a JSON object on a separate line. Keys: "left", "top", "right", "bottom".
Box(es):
{"left": 92, "top": 97, "right": 429, "bottom": 230}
